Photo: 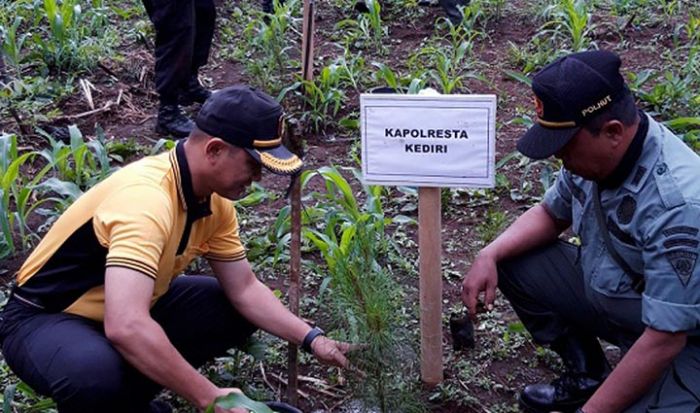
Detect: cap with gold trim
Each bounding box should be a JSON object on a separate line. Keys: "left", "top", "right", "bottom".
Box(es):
{"left": 195, "top": 85, "right": 303, "bottom": 175}
{"left": 517, "top": 50, "right": 628, "bottom": 160}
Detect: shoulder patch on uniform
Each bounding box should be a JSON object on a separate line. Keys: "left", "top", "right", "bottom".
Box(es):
{"left": 662, "top": 226, "right": 699, "bottom": 237}
{"left": 665, "top": 250, "right": 697, "bottom": 286}
{"left": 616, "top": 195, "right": 636, "bottom": 225}
{"left": 663, "top": 238, "right": 700, "bottom": 249}
{"left": 631, "top": 166, "right": 647, "bottom": 186}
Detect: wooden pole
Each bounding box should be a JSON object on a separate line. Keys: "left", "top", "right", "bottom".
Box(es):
{"left": 418, "top": 187, "right": 443, "bottom": 386}
{"left": 287, "top": 0, "right": 314, "bottom": 405}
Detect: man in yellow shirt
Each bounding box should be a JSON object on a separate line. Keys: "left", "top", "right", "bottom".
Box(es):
{"left": 0, "top": 85, "right": 350, "bottom": 413}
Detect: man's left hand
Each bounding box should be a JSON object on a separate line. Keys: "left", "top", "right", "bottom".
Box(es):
{"left": 310, "top": 336, "right": 355, "bottom": 368}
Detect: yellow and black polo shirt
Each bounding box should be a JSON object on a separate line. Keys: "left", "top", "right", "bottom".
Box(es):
{"left": 14, "top": 141, "right": 246, "bottom": 321}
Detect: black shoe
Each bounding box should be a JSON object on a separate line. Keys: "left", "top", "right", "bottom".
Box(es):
{"left": 262, "top": 0, "right": 284, "bottom": 14}
{"left": 520, "top": 333, "right": 610, "bottom": 413}
{"left": 519, "top": 373, "right": 603, "bottom": 412}
{"left": 156, "top": 104, "right": 193, "bottom": 138}
{"left": 354, "top": 1, "right": 369, "bottom": 13}
{"left": 178, "top": 77, "right": 212, "bottom": 106}
{"left": 149, "top": 400, "right": 173, "bottom": 413}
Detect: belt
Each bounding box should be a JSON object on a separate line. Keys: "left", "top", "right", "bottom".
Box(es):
{"left": 8, "top": 284, "right": 48, "bottom": 311}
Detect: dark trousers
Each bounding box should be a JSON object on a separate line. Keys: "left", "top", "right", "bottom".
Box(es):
{"left": 141, "top": 0, "right": 216, "bottom": 104}
{"left": 0, "top": 276, "right": 256, "bottom": 413}
{"left": 497, "top": 241, "right": 644, "bottom": 351}
{"left": 497, "top": 241, "right": 700, "bottom": 411}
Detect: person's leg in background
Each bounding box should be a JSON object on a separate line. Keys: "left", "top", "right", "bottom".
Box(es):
{"left": 179, "top": 0, "right": 215, "bottom": 106}
{"left": 141, "top": 0, "right": 196, "bottom": 138}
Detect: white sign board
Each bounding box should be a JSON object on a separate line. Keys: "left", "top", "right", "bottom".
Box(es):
{"left": 360, "top": 94, "right": 497, "bottom": 188}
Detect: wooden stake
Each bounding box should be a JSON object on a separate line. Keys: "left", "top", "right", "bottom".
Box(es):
{"left": 418, "top": 187, "right": 443, "bottom": 386}
{"left": 287, "top": 0, "right": 315, "bottom": 405}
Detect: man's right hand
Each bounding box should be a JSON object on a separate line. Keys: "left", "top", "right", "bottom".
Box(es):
{"left": 461, "top": 250, "right": 499, "bottom": 319}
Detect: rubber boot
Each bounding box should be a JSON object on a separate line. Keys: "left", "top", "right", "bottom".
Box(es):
{"left": 439, "top": 0, "right": 468, "bottom": 25}
{"left": 178, "top": 76, "right": 212, "bottom": 106}
{"left": 156, "top": 104, "right": 194, "bottom": 138}
{"left": 519, "top": 334, "right": 611, "bottom": 413}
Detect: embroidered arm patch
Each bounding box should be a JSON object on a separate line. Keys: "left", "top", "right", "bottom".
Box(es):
{"left": 665, "top": 250, "right": 698, "bottom": 286}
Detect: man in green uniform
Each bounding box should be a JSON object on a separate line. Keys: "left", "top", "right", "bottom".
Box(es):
{"left": 0, "top": 85, "right": 351, "bottom": 413}
{"left": 462, "top": 50, "right": 700, "bottom": 412}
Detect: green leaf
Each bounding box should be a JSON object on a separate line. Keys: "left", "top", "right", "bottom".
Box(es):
{"left": 205, "top": 392, "right": 275, "bottom": 413}
{"left": 503, "top": 70, "right": 532, "bottom": 86}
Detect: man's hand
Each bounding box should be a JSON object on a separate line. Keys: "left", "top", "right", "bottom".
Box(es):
{"left": 461, "top": 251, "right": 498, "bottom": 319}
{"left": 311, "top": 336, "right": 355, "bottom": 368}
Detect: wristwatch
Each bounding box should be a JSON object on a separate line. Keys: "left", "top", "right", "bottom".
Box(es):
{"left": 301, "top": 326, "right": 325, "bottom": 353}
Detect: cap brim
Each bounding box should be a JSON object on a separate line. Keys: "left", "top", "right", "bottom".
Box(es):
{"left": 246, "top": 145, "right": 303, "bottom": 175}
{"left": 516, "top": 123, "right": 580, "bottom": 160}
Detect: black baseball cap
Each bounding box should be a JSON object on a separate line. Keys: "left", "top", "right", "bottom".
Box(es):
{"left": 517, "top": 50, "right": 628, "bottom": 159}
{"left": 195, "top": 85, "right": 303, "bottom": 175}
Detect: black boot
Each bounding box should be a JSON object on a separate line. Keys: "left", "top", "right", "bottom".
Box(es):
{"left": 261, "top": 0, "right": 285, "bottom": 14}
{"left": 519, "top": 334, "right": 611, "bottom": 413}
{"left": 438, "top": 0, "right": 468, "bottom": 25}
{"left": 178, "top": 76, "right": 212, "bottom": 106}
{"left": 156, "top": 104, "right": 194, "bottom": 138}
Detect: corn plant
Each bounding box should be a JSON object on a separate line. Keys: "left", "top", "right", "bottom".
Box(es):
{"left": 539, "top": 0, "right": 596, "bottom": 53}
{"left": 34, "top": 0, "right": 116, "bottom": 74}
{"left": 301, "top": 166, "right": 421, "bottom": 413}
{"left": 371, "top": 62, "right": 425, "bottom": 93}
{"left": 0, "top": 133, "right": 57, "bottom": 256}
{"left": 0, "top": 16, "right": 27, "bottom": 70}
{"left": 332, "top": 48, "right": 369, "bottom": 93}
{"left": 335, "top": 0, "right": 386, "bottom": 53}
{"left": 628, "top": 68, "right": 700, "bottom": 120}
{"left": 665, "top": 117, "right": 700, "bottom": 152}
{"left": 409, "top": 41, "right": 485, "bottom": 94}
{"left": 279, "top": 64, "right": 347, "bottom": 133}
{"left": 238, "top": 0, "right": 300, "bottom": 92}
{"left": 37, "top": 125, "right": 114, "bottom": 192}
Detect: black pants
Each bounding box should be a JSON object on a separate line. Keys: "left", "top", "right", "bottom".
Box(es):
{"left": 0, "top": 276, "right": 256, "bottom": 413}
{"left": 497, "top": 241, "right": 644, "bottom": 351}
{"left": 497, "top": 241, "right": 700, "bottom": 411}
{"left": 141, "top": 0, "right": 216, "bottom": 104}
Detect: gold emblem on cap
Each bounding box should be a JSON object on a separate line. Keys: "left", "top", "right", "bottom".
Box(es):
{"left": 252, "top": 115, "right": 287, "bottom": 148}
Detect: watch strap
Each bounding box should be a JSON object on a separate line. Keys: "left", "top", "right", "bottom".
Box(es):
{"left": 301, "top": 327, "right": 325, "bottom": 353}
